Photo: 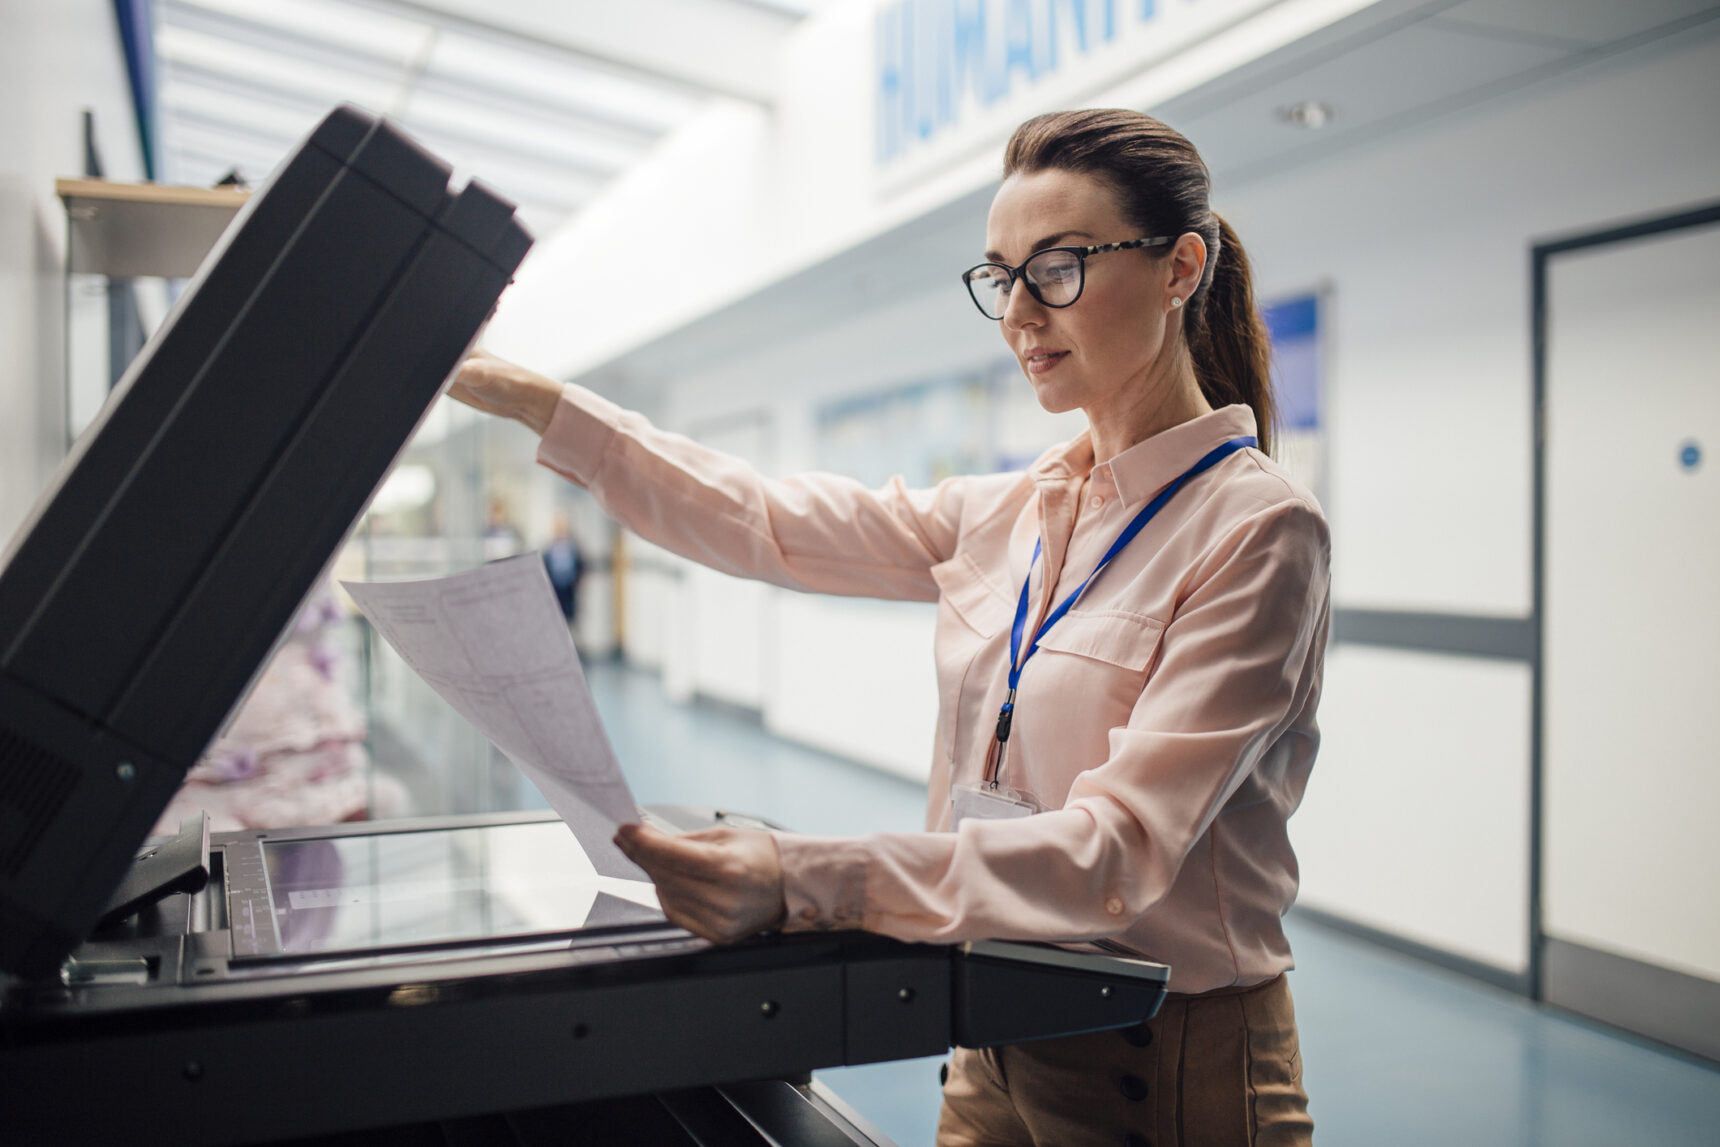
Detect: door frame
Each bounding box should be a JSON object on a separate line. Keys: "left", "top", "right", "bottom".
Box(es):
{"left": 1529, "top": 199, "right": 1720, "bottom": 1017}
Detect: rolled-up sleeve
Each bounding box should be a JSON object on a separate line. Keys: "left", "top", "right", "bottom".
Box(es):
{"left": 535, "top": 382, "right": 981, "bottom": 602}
{"left": 777, "top": 499, "right": 1330, "bottom": 944}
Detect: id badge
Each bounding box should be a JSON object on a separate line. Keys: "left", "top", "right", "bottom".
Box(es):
{"left": 950, "top": 783, "right": 1040, "bottom": 831}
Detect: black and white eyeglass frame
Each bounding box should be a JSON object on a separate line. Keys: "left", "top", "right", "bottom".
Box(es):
{"left": 961, "top": 235, "right": 1177, "bottom": 320}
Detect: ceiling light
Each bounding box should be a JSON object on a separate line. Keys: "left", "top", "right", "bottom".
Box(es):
{"left": 1276, "top": 101, "right": 1336, "bottom": 129}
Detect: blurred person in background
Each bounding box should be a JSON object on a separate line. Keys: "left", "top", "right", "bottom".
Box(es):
{"left": 542, "top": 510, "right": 583, "bottom": 628}
{"left": 450, "top": 109, "right": 1327, "bottom": 1147}
{"left": 483, "top": 494, "right": 524, "bottom": 561}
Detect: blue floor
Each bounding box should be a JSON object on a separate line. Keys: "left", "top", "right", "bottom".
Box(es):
{"left": 571, "top": 661, "right": 1720, "bottom": 1146}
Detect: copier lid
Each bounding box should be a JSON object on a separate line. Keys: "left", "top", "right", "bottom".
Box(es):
{"left": 0, "top": 105, "right": 532, "bottom": 979}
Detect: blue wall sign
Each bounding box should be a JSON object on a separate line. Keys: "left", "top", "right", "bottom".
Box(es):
{"left": 1264, "top": 294, "right": 1320, "bottom": 433}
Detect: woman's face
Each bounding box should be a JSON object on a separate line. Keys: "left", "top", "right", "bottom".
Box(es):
{"left": 983, "top": 168, "right": 1197, "bottom": 422}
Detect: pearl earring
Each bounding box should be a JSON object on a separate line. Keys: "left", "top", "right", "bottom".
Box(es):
{"left": 1170, "top": 296, "right": 1183, "bottom": 308}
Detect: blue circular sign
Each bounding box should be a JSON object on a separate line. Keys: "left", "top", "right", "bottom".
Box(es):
{"left": 1679, "top": 440, "right": 1701, "bottom": 471}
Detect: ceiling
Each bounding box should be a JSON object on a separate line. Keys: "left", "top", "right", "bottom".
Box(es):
{"left": 1155, "top": 0, "right": 1720, "bottom": 184}
{"left": 579, "top": 0, "right": 1720, "bottom": 392}
{"left": 152, "top": 0, "right": 832, "bottom": 238}
{"left": 145, "top": 0, "right": 1720, "bottom": 384}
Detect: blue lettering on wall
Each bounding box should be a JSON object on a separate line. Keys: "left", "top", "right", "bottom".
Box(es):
{"left": 1045, "top": 0, "right": 1089, "bottom": 73}
{"left": 1004, "top": 0, "right": 1037, "bottom": 86}
{"left": 876, "top": 0, "right": 1172, "bottom": 165}
{"left": 953, "top": 2, "right": 993, "bottom": 105}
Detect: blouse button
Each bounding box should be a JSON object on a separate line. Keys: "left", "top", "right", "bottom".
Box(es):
{"left": 1118, "top": 1073, "right": 1149, "bottom": 1101}
{"left": 1105, "top": 897, "right": 1125, "bottom": 915}
{"left": 1089, "top": 495, "right": 1104, "bottom": 509}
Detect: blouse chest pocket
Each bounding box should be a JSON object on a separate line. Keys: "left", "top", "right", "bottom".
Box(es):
{"left": 1032, "top": 608, "right": 1166, "bottom": 675}
{"left": 930, "top": 552, "right": 1015, "bottom": 637}
{"left": 929, "top": 552, "right": 1017, "bottom": 769}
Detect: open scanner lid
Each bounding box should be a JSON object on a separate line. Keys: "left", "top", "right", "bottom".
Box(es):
{"left": 0, "top": 106, "right": 533, "bottom": 978}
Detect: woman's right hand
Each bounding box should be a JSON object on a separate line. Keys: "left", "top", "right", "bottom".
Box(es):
{"left": 447, "top": 348, "right": 562, "bottom": 436}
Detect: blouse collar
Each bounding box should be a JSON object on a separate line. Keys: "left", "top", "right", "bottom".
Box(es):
{"left": 1028, "top": 404, "right": 1260, "bottom": 506}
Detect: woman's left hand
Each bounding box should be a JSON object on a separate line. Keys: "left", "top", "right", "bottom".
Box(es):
{"left": 614, "top": 822, "right": 787, "bottom": 943}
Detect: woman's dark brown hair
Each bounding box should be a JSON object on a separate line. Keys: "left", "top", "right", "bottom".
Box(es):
{"left": 1002, "top": 109, "right": 1276, "bottom": 454}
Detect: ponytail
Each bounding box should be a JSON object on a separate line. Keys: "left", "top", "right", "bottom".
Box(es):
{"left": 1003, "top": 110, "right": 1279, "bottom": 455}
{"left": 1187, "top": 215, "right": 1275, "bottom": 456}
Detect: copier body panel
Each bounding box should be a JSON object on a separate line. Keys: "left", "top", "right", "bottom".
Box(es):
{"left": 1, "top": 810, "right": 1168, "bottom": 1146}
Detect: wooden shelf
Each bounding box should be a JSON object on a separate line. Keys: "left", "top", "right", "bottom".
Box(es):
{"left": 57, "top": 178, "right": 252, "bottom": 279}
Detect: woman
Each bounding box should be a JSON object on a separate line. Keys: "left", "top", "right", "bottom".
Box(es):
{"left": 452, "top": 109, "right": 1327, "bottom": 1146}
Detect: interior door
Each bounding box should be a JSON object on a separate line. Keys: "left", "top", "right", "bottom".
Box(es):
{"left": 1541, "top": 213, "right": 1720, "bottom": 1057}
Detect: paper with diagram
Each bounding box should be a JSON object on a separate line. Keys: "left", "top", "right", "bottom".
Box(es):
{"left": 342, "top": 554, "right": 643, "bottom": 878}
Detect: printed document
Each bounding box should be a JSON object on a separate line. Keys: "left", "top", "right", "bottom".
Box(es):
{"left": 342, "top": 554, "right": 643, "bottom": 878}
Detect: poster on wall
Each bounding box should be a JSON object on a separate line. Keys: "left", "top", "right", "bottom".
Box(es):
{"left": 816, "top": 374, "right": 1000, "bottom": 487}
{"left": 1262, "top": 292, "right": 1324, "bottom": 500}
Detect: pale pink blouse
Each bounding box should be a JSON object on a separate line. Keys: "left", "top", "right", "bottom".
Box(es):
{"left": 538, "top": 384, "right": 1330, "bottom": 994}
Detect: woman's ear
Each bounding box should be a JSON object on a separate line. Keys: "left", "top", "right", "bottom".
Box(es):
{"left": 1167, "top": 232, "right": 1207, "bottom": 308}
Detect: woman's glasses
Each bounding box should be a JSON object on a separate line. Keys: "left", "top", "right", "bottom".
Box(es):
{"left": 961, "top": 236, "right": 1174, "bottom": 320}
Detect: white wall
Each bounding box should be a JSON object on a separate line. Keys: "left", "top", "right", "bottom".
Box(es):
{"left": 770, "top": 595, "right": 941, "bottom": 781}
{"left": 0, "top": 0, "right": 144, "bottom": 552}
{"left": 1294, "top": 646, "right": 1532, "bottom": 969}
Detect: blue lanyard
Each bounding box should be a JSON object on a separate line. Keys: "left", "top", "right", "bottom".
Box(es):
{"left": 994, "top": 436, "right": 1256, "bottom": 748}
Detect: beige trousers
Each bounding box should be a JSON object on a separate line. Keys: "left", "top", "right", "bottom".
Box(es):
{"left": 937, "top": 973, "right": 1312, "bottom": 1147}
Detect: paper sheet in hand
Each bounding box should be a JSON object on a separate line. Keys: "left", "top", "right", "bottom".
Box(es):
{"left": 342, "top": 555, "right": 642, "bottom": 879}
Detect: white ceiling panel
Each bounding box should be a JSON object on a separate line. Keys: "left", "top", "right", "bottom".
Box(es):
{"left": 172, "top": 0, "right": 428, "bottom": 64}
{"left": 157, "top": 25, "right": 403, "bottom": 109}
{"left": 424, "top": 32, "right": 701, "bottom": 133}
{"left": 1173, "top": 19, "right": 1577, "bottom": 182}
{"left": 167, "top": 123, "right": 303, "bottom": 182}
{"left": 151, "top": 0, "right": 818, "bottom": 237}
{"left": 158, "top": 80, "right": 331, "bottom": 145}
{"left": 393, "top": 88, "right": 647, "bottom": 174}
{"left": 382, "top": 0, "right": 800, "bottom": 103}
{"left": 1435, "top": 0, "right": 1720, "bottom": 47}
